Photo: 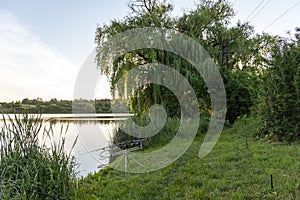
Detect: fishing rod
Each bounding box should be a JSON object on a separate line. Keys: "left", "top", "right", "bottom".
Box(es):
{"left": 80, "top": 138, "right": 146, "bottom": 156}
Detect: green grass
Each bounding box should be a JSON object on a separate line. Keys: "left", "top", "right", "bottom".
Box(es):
{"left": 76, "top": 117, "right": 300, "bottom": 199}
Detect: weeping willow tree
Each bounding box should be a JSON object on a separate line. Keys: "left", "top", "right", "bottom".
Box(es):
{"left": 95, "top": 0, "right": 182, "bottom": 117}
{"left": 95, "top": 0, "right": 276, "bottom": 124}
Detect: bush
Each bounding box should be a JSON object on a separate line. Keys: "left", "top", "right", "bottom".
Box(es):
{"left": 257, "top": 35, "right": 300, "bottom": 141}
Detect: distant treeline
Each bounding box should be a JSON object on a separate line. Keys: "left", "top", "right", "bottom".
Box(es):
{"left": 0, "top": 98, "right": 113, "bottom": 113}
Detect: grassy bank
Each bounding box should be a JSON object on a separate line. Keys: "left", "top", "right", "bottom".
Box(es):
{"left": 76, "top": 117, "right": 300, "bottom": 199}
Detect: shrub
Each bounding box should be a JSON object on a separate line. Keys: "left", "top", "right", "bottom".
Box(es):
{"left": 257, "top": 35, "right": 300, "bottom": 141}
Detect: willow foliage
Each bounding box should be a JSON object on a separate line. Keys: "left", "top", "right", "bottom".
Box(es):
{"left": 95, "top": 0, "right": 277, "bottom": 124}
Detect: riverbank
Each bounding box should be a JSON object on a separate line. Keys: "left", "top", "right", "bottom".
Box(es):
{"left": 75, "top": 117, "right": 300, "bottom": 199}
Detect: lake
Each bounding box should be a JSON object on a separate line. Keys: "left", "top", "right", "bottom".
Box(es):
{"left": 0, "top": 114, "right": 132, "bottom": 177}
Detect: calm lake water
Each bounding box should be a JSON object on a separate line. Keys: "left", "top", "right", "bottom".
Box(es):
{"left": 0, "top": 114, "right": 131, "bottom": 177}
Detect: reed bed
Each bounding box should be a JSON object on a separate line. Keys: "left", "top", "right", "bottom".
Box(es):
{"left": 0, "top": 113, "right": 78, "bottom": 199}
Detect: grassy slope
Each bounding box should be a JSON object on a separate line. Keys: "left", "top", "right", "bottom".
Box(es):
{"left": 76, "top": 117, "right": 300, "bottom": 199}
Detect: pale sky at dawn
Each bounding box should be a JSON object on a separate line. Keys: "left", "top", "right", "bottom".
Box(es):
{"left": 1, "top": 0, "right": 299, "bottom": 102}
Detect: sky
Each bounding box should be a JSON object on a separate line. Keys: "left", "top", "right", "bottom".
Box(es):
{"left": 0, "top": 0, "right": 300, "bottom": 102}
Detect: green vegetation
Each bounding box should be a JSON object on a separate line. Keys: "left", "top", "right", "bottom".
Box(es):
{"left": 0, "top": 98, "right": 112, "bottom": 114}
{"left": 76, "top": 117, "right": 300, "bottom": 199}
{"left": 2, "top": 114, "right": 299, "bottom": 199}
{"left": 96, "top": 0, "right": 269, "bottom": 124}
{"left": 1, "top": 0, "right": 299, "bottom": 199}
{"left": 257, "top": 34, "right": 300, "bottom": 141}
{"left": 96, "top": 0, "right": 299, "bottom": 141}
{"left": 74, "top": 0, "right": 300, "bottom": 199}
{"left": 0, "top": 114, "right": 78, "bottom": 199}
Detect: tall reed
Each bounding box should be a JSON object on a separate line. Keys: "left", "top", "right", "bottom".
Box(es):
{"left": 0, "top": 113, "right": 78, "bottom": 199}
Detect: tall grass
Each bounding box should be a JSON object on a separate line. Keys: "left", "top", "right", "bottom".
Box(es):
{"left": 0, "top": 113, "right": 78, "bottom": 199}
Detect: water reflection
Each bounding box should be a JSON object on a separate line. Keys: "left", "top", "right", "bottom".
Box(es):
{"left": 74, "top": 120, "right": 116, "bottom": 177}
